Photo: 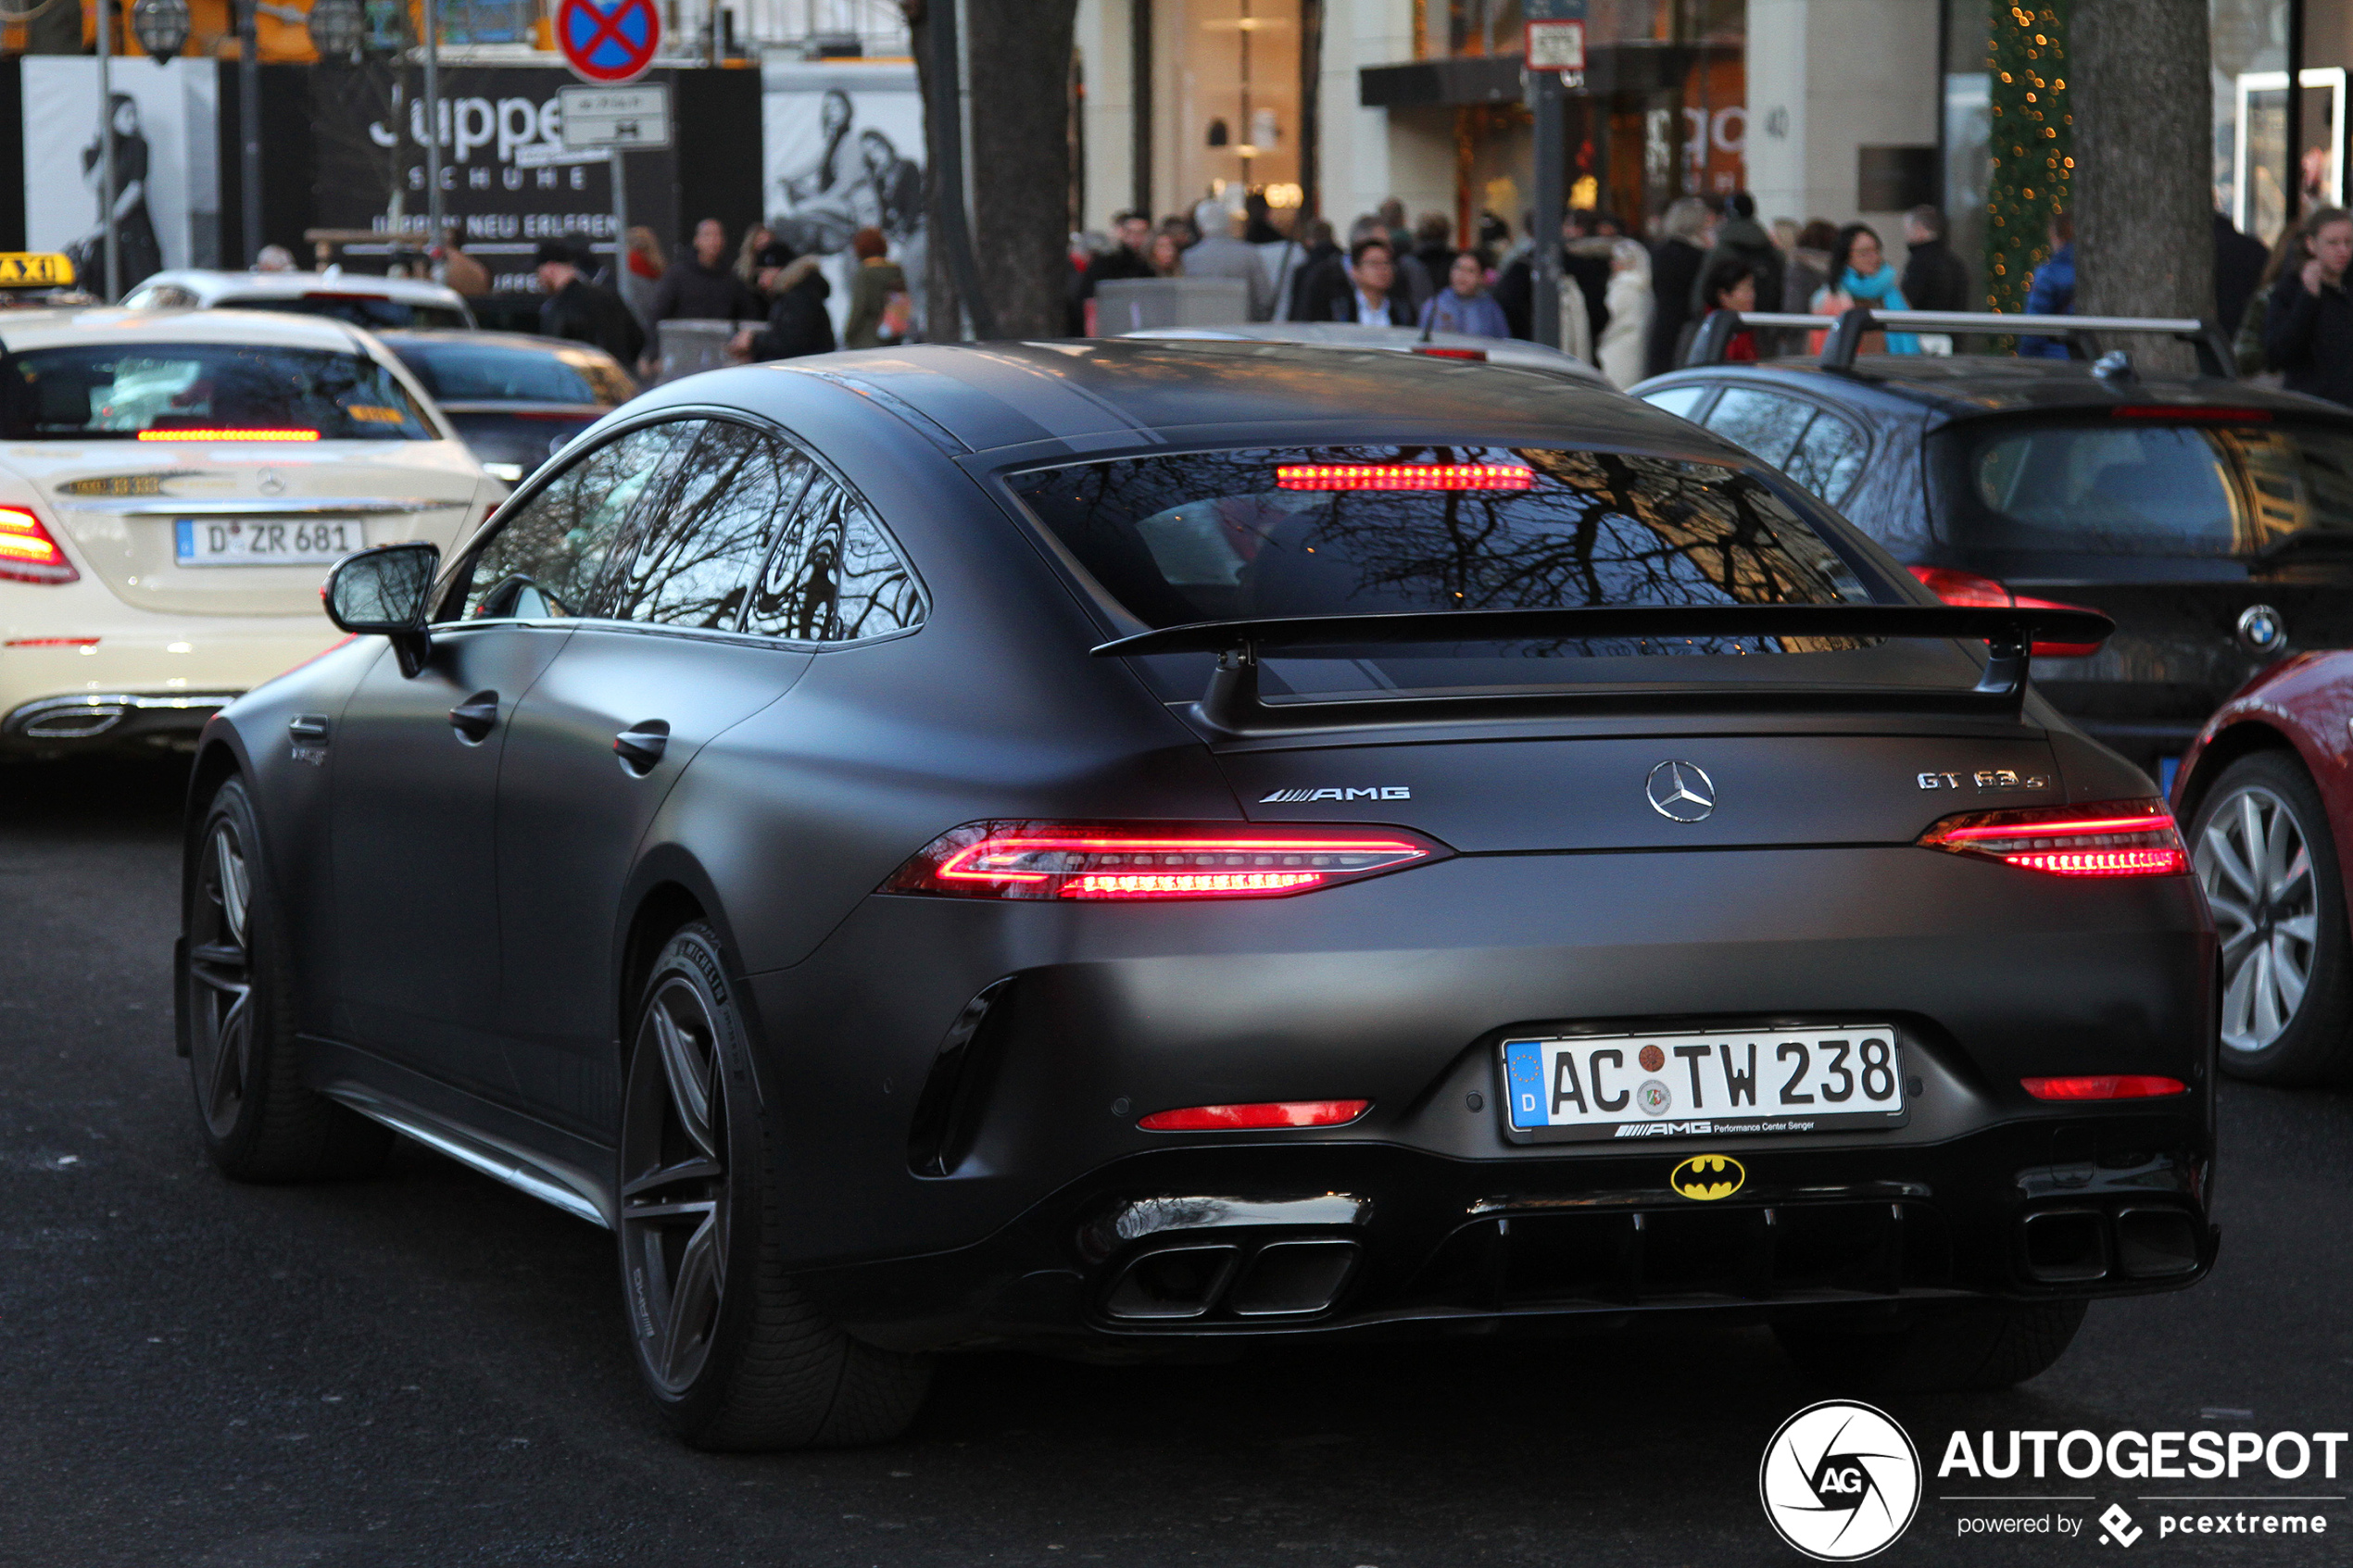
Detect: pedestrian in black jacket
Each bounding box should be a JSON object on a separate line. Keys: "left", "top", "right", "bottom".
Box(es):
{"left": 535, "top": 240, "right": 644, "bottom": 366}
{"left": 2264, "top": 206, "right": 2353, "bottom": 406}
{"left": 646, "top": 219, "right": 762, "bottom": 324}
{"left": 1898, "top": 205, "right": 1971, "bottom": 311}
{"left": 1645, "top": 196, "right": 1711, "bottom": 376}
{"left": 1318, "top": 236, "right": 1416, "bottom": 325}
{"left": 732, "top": 245, "right": 837, "bottom": 362}
{"left": 1071, "top": 211, "right": 1157, "bottom": 332}
{"left": 2213, "top": 209, "right": 2271, "bottom": 338}
{"left": 1492, "top": 209, "right": 1611, "bottom": 347}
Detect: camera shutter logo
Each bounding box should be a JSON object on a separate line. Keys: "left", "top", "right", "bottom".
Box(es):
{"left": 1758, "top": 1399, "right": 1921, "bottom": 1561}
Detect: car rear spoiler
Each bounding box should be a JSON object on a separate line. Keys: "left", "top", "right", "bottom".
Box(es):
{"left": 1684, "top": 307, "right": 2236, "bottom": 380}
{"left": 1091, "top": 603, "right": 2114, "bottom": 736}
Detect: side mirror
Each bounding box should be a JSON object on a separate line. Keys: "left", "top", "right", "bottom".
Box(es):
{"left": 324, "top": 541, "right": 440, "bottom": 675}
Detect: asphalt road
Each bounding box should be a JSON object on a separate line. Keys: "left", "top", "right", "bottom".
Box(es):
{"left": 6, "top": 753, "right": 2350, "bottom": 1568}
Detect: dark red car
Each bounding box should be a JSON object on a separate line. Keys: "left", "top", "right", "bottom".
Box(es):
{"left": 2172, "top": 652, "right": 2353, "bottom": 1082}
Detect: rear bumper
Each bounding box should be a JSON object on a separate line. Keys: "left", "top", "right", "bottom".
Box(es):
{"left": 800, "top": 1119, "right": 2214, "bottom": 1354}
{"left": 0, "top": 603, "right": 341, "bottom": 750}
{"left": 3, "top": 689, "right": 243, "bottom": 746}
{"left": 738, "top": 845, "right": 2217, "bottom": 1350}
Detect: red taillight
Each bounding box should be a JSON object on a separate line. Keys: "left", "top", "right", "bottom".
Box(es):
{"left": 1919, "top": 797, "right": 2190, "bottom": 877}
{"left": 3, "top": 637, "right": 97, "bottom": 647}
{"left": 882, "top": 821, "right": 1446, "bottom": 900}
{"left": 1275, "top": 462, "right": 1534, "bottom": 492}
{"left": 0, "top": 507, "right": 78, "bottom": 583}
{"left": 2021, "top": 1075, "right": 2187, "bottom": 1100}
{"left": 136, "top": 428, "right": 321, "bottom": 442}
{"left": 1906, "top": 565, "right": 2103, "bottom": 658}
{"left": 1137, "top": 1099, "right": 1371, "bottom": 1131}
{"left": 1410, "top": 345, "right": 1489, "bottom": 362}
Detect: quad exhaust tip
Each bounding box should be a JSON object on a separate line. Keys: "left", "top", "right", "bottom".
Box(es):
{"left": 2020, "top": 1205, "right": 2200, "bottom": 1286}
{"left": 1102, "top": 1238, "right": 1361, "bottom": 1322}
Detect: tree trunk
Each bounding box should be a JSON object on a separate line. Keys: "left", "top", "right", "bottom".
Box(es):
{"left": 966, "top": 0, "right": 1080, "bottom": 336}
{"left": 2070, "top": 0, "right": 2213, "bottom": 371}
{"left": 906, "top": 1, "right": 964, "bottom": 340}
{"left": 906, "top": 0, "right": 1078, "bottom": 341}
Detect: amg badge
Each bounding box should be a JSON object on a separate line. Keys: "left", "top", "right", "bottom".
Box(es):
{"left": 1260, "top": 786, "right": 1412, "bottom": 802}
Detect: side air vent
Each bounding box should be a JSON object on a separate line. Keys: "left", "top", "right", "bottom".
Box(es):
{"left": 905, "top": 976, "right": 1018, "bottom": 1177}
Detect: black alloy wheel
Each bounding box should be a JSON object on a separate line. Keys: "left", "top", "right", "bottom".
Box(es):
{"left": 617, "top": 922, "right": 932, "bottom": 1449}
{"left": 180, "top": 777, "right": 389, "bottom": 1180}
{"left": 2189, "top": 751, "right": 2353, "bottom": 1085}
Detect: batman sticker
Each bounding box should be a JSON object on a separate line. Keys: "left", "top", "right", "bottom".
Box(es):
{"left": 1669, "top": 1152, "right": 1743, "bottom": 1200}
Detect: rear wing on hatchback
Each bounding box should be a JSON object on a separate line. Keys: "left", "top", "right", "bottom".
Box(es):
{"left": 1684, "top": 307, "right": 2236, "bottom": 380}
{"left": 1093, "top": 603, "right": 2115, "bottom": 736}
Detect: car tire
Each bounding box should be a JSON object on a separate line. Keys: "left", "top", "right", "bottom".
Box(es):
{"left": 180, "top": 775, "right": 392, "bottom": 1181}
{"left": 618, "top": 922, "right": 932, "bottom": 1450}
{"left": 2189, "top": 751, "right": 2353, "bottom": 1085}
{"left": 1774, "top": 1298, "right": 2087, "bottom": 1393}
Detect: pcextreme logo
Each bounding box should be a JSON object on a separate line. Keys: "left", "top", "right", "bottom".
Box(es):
{"left": 1760, "top": 1400, "right": 1922, "bottom": 1561}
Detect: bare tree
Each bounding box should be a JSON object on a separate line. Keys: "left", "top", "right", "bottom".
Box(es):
{"left": 906, "top": 0, "right": 1079, "bottom": 340}
{"left": 2070, "top": 0, "right": 2214, "bottom": 370}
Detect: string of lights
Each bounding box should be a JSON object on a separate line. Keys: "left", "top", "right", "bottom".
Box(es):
{"left": 1984, "top": 1, "right": 2073, "bottom": 312}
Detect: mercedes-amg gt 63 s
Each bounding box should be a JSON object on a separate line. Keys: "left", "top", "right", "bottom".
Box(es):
{"left": 176, "top": 340, "right": 2216, "bottom": 1449}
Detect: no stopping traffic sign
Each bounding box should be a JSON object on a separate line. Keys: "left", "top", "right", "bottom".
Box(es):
{"left": 556, "top": 0, "right": 661, "bottom": 84}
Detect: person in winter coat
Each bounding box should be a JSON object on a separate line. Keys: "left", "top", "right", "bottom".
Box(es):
{"left": 2019, "top": 211, "right": 2075, "bottom": 358}
{"left": 2235, "top": 222, "right": 2305, "bottom": 376}
{"left": 841, "top": 226, "right": 908, "bottom": 349}
{"left": 2264, "top": 205, "right": 2353, "bottom": 406}
{"left": 1321, "top": 236, "right": 1416, "bottom": 325}
{"left": 535, "top": 240, "right": 644, "bottom": 366}
{"left": 1183, "top": 198, "right": 1272, "bottom": 318}
{"left": 1782, "top": 219, "right": 1838, "bottom": 314}
{"left": 1646, "top": 196, "right": 1712, "bottom": 375}
{"left": 1699, "top": 257, "right": 1762, "bottom": 361}
{"left": 2213, "top": 209, "right": 2272, "bottom": 343}
{"left": 732, "top": 244, "right": 836, "bottom": 362}
{"left": 1898, "top": 206, "right": 1971, "bottom": 311}
{"left": 1296, "top": 216, "right": 1390, "bottom": 324}
{"left": 1596, "top": 240, "right": 1655, "bottom": 388}
{"left": 1416, "top": 251, "right": 1511, "bottom": 337}
{"left": 648, "top": 218, "right": 761, "bottom": 325}
{"left": 1493, "top": 210, "right": 1611, "bottom": 346}
{"left": 1690, "top": 192, "right": 1784, "bottom": 327}
{"left": 1815, "top": 223, "right": 1919, "bottom": 355}
{"left": 1071, "top": 210, "right": 1157, "bottom": 332}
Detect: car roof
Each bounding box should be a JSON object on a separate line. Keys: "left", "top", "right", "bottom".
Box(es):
{"left": 137, "top": 270, "right": 470, "bottom": 307}
{"left": 1126, "top": 322, "right": 1611, "bottom": 383}
{"left": 374, "top": 327, "right": 621, "bottom": 365}
{"left": 1644, "top": 353, "right": 2353, "bottom": 422}
{"left": 0, "top": 305, "right": 383, "bottom": 354}
{"left": 779, "top": 337, "right": 1675, "bottom": 456}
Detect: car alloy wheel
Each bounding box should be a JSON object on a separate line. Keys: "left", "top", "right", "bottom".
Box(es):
{"left": 619, "top": 972, "right": 732, "bottom": 1397}
{"left": 2196, "top": 784, "right": 2321, "bottom": 1055}
{"left": 186, "top": 815, "right": 256, "bottom": 1141}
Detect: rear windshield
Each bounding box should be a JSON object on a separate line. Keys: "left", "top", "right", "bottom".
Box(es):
{"left": 389, "top": 340, "right": 629, "bottom": 406}
{"left": 223, "top": 295, "right": 472, "bottom": 331}
{"left": 0, "top": 344, "right": 436, "bottom": 440}
{"left": 1936, "top": 417, "right": 2353, "bottom": 558}
{"left": 1005, "top": 445, "right": 1969, "bottom": 699}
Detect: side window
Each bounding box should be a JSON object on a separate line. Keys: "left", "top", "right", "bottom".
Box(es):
{"left": 1642, "top": 383, "right": 1709, "bottom": 421}
{"left": 607, "top": 420, "right": 812, "bottom": 630}
{"left": 454, "top": 420, "right": 698, "bottom": 621}
{"left": 1782, "top": 410, "right": 1869, "bottom": 504}
{"left": 743, "top": 470, "right": 925, "bottom": 643}
{"left": 1704, "top": 387, "right": 1815, "bottom": 467}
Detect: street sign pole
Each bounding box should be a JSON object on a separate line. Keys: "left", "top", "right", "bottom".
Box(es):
{"left": 422, "top": 0, "right": 444, "bottom": 267}
{"left": 1522, "top": 0, "right": 1586, "bottom": 352}
{"left": 96, "top": 0, "right": 119, "bottom": 299}
{"left": 553, "top": 0, "right": 662, "bottom": 288}
{"left": 610, "top": 145, "right": 628, "bottom": 287}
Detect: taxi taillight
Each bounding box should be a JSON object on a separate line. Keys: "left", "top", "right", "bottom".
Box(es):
{"left": 0, "top": 507, "right": 78, "bottom": 583}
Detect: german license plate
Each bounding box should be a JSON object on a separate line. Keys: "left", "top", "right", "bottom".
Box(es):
{"left": 174, "top": 518, "right": 365, "bottom": 567}
{"left": 1500, "top": 1024, "right": 1906, "bottom": 1143}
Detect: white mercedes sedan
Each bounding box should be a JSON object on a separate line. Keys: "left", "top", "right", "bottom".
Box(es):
{"left": 0, "top": 308, "right": 498, "bottom": 751}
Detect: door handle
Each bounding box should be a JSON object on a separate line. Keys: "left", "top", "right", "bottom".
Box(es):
{"left": 448, "top": 691, "right": 499, "bottom": 744}
{"left": 613, "top": 720, "right": 670, "bottom": 774}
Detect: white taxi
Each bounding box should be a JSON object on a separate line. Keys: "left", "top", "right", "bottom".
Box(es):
{"left": 0, "top": 307, "right": 498, "bottom": 750}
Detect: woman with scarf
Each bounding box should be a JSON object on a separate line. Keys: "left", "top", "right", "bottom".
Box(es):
{"left": 1810, "top": 223, "right": 1919, "bottom": 355}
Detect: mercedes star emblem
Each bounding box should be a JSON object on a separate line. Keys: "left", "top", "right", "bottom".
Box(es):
{"left": 256, "top": 469, "right": 286, "bottom": 496}
{"left": 1645, "top": 760, "right": 1717, "bottom": 822}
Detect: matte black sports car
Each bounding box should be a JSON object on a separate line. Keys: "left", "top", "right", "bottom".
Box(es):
{"left": 176, "top": 340, "right": 2217, "bottom": 1450}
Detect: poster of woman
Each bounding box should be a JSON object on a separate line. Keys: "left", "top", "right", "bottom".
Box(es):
{"left": 20, "top": 57, "right": 217, "bottom": 295}
{"left": 761, "top": 61, "right": 926, "bottom": 338}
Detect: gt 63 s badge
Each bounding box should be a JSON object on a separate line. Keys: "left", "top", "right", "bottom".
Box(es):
{"left": 1759, "top": 1400, "right": 1921, "bottom": 1561}
{"left": 1669, "top": 1153, "right": 1743, "bottom": 1200}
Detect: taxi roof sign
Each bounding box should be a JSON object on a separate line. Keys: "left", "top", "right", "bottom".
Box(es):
{"left": 0, "top": 254, "right": 75, "bottom": 288}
